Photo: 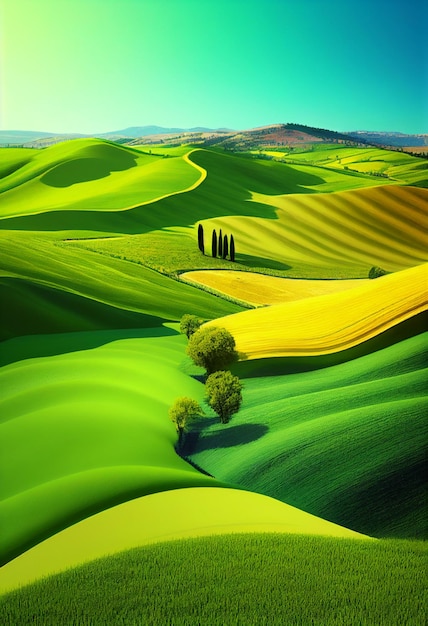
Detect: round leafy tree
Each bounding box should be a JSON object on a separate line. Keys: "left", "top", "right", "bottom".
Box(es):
{"left": 187, "top": 326, "right": 238, "bottom": 375}
{"left": 169, "top": 397, "right": 203, "bottom": 445}
{"left": 206, "top": 371, "right": 243, "bottom": 424}
{"left": 180, "top": 314, "right": 203, "bottom": 339}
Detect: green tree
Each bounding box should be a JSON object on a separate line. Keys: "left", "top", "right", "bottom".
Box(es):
{"left": 197, "top": 224, "right": 204, "bottom": 255}
{"left": 180, "top": 314, "right": 203, "bottom": 339}
{"left": 230, "top": 234, "right": 235, "bottom": 262}
{"left": 169, "top": 396, "right": 204, "bottom": 447}
{"left": 187, "top": 326, "right": 238, "bottom": 375}
{"left": 222, "top": 234, "right": 228, "bottom": 259}
{"left": 206, "top": 371, "right": 243, "bottom": 424}
{"left": 369, "top": 266, "right": 387, "bottom": 279}
{"left": 218, "top": 229, "right": 223, "bottom": 257}
{"left": 212, "top": 229, "right": 217, "bottom": 258}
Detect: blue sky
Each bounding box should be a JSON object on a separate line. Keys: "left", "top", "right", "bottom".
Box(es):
{"left": 1, "top": 0, "right": 427, "bottom": 133}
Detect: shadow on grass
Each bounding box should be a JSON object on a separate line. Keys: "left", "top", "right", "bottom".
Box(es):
{"left": 0, "top": 325, "right": 178, "bottom": 367}
{"left": 181, "top": 423, "right": 269, "bottom": 456}
{"left": 238, "top": 254, "right": 292, "bottom": 272}
{"left": 41, "top": 155, "right": 137, "bottom": 188}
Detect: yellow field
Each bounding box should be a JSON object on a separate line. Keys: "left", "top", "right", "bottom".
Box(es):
{"left": 204, "top": 263, "right": 428, "bottom": 359}
{"left": 181, "top": 270, "right": 368, "bottom": 305}
{"left": 201, "top": 185, "right": 428, "bottom": 271}
{"left": 0, "top": 487, "right": 367, "bottom": 595}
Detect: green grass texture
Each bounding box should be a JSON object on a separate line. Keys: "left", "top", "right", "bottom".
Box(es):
{"left": 1, "top": 533, "right": 426, "bottom": 626}
{"left": 0, "top": 331, "right": 227, "bottom": 565}
{"left": 0, "top": 233, "right": 243, "bottom": 341}
{"left": 0, "top": 139, "right": 202, "bottom": 217}
{"left": 262, "top": 143, "right": 428, "bottom": 187}
{"left": 188, "top": 333, "right": 428, "bottom": 539}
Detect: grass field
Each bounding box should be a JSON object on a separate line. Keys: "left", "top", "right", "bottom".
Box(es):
{"left": 204, "top": 263, "right": 428, "bottom": 359}
{"left": 181, "top": 270, "right": 369, "bottom": 305}
{"left": 0, "top": 331, "right": 229, "bottom": 565}
{"left": 0, "top": 138, "right": 426, "bottom": 622}
{"left": 254, "top": 143, "right": 428, "bottom": 186}
{"left": 188, "top": 333, "right": 428, "bottom": 538}
{"left": 60, "top": 148, "right": 428, "bottom": 279}
{"left": 1, "top": 534, "right": 426, "bottom": 626}
{"left": 0, "top": 487, "right": 367, "bottom": 594}
{"left": 201, "top": 184, "right": 428, "bottom": 276}
{"left": 0, "top": 233, "right": 243, "bottom": 341}
{"left": 0, "top": 139, "right": 204, "bottom": 217}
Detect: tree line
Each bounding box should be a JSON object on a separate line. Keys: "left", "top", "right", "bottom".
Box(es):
{"left": 198, "top": 224, "right": 236, "bottom": 262}
{"left": 169, "top": 315, "right": 243, "bottom": 449}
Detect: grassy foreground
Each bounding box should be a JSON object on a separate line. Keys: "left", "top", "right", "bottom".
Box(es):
{"left": 0, "top": 487, "right": 366, "bottom": 594}
{"left": 1, "top": 533, "right": 426, "bottom": 626}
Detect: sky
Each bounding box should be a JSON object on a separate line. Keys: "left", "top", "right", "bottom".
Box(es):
{"left": 1, "top": 0, "right": 427, "bottom": 134}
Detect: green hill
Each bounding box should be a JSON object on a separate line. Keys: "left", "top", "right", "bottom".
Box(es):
{"left": 1, "top": 534, "right": 426, "bottom": 626}
{"left": 0, "top": 139, "right": 203, "bottom": 217}
{"left": 0, "top": 331, "right": 225, "bottom": 565}
{"left": 188, "top": 332, "right": 428, "bottom": 539}
{"left": 0, "top": 234, "right": 243, "bottom": 341}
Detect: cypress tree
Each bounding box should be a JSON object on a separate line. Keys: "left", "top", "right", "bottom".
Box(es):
{"left": 211, "top": 229, "right": 217, "bottom": 258}
{"left": 230, "top": 234, "right": 235, "bottom": 262}
{"left": 218, "top": 229, "right": 223, "bottom": 257}
{"left": 198, "top": 224, "right": 205, "bottom": 254}
{"left": 223, "top": 234, "right": 228, "bottom": 259}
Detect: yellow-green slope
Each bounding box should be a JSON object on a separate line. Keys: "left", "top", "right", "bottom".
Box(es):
{"left": 205, "top": 264, "right": 428, "bottom": 359}
{"left": 201, "top": 184, "right": 428, "bottom": 273}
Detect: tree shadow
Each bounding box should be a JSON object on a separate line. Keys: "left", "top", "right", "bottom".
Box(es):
{"left": 41, "top": 152, "right": 138, "bottom": 188}
{"left": 238, "top": 253, "right": 292, "bottom": 272}
{"left": 191, "top": 423, "right": 269, "bottom": 453}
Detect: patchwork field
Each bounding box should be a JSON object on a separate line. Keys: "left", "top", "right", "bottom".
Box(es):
{"left": 0, "top": 138, "right": 426, "bottom": 623}
{"left": 205, "top": 263, "right": 428, "bottom": 359}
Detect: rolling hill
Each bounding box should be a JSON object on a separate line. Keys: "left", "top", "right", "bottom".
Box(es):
{"left": 188, "top": 332, "right": 428, "bottom": 538}
{"left": 0, "top": 487, "right": 367, "bottom": 595}
{"left": 0, "top": 134, "right": 426, "bottom": 623}
{"left": 0, "top": 331, "right": 227, "bottom": 565}
{"left": 204, "top": 263, "right": 428, "bottom": 360}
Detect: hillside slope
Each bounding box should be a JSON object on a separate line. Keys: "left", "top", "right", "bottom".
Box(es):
{"left": 0, "top": 332, "right": 227, "bottom": 565}
{"left": 0, "top": 487, "right": 367, "bottom": 594}
{"left": 188, "top": 333, "right": 428, "bottom": 538}
{"left": 205, "top": 263, "right": 428, "bottom": 360}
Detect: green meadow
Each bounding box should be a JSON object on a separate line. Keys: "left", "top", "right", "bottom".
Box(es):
{"left": 188, "top": 333, "right": 428, "bottom": 539}
{"left": 0, "top": 137, "right": 427, "bottom": 622}
{"left": 1, "top": 534, "right": 426, "bottom": 626}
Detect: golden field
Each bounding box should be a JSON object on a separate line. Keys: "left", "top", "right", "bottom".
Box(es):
{"left": 204, "top": 263, "right": 428, "bottom": 359}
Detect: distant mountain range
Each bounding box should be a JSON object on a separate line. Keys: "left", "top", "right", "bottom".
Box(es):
{"left": 0, "top": 124, "right": 426, "bottom": 149}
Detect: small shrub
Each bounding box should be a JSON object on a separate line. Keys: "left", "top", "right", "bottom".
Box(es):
{"left": 179, "top": 314, "right": 203, "bottom": 339}
{"left": 169, "top": 397, "right": 204, "bottom": 446}
{"left": 369, "top": 266, "right": 387, "bottom": 279}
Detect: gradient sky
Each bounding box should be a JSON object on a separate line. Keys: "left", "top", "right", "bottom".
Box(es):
{"left": 1, "top": 0, "right": 427, "bottom": 134}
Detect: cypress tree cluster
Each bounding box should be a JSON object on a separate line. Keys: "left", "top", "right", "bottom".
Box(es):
{"left": 209, "top": 229, "right": 236, "bottom": 262}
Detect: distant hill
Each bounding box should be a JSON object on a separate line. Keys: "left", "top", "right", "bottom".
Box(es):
{"left": 345, "top": 131, "right": 428, "bottom": 147}
{"left": 0, "top": 123, "right": 426, "bottom": 150}
{"left": 99, "top": 126, "right": 233, "bottom": 138}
